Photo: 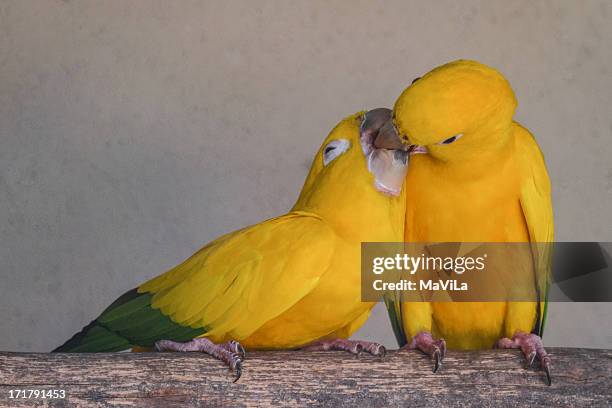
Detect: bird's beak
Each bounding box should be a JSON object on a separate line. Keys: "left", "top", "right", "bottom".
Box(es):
{"left": 367, "top": 113, "right": 427, "bottom": 155}
{"left": 373, "top": 120, "right": 408, "bottom": 151}
{"left": 360, "top": 108, "right": 409, "bottom": 196}
{"left": 407, "top": 144, "right": 428, "bottom": 155}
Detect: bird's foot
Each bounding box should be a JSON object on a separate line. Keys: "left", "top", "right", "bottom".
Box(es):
{"left": 154, "top": 338, "right": 245, "bottom": 382}
{"left": 302, "top": 338, "right": 386, "bottom": 358}
{"left": 400, "top": 331, "right": 446, "bottom": 373}
{"left": 496, "top": 331, "right": 552, "bottom": 385}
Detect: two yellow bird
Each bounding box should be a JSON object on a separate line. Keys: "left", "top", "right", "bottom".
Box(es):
{"left": 55, "top": 59, "right": 553, "bottom": 383}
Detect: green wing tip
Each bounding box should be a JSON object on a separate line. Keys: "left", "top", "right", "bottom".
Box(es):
{"left": 384, "top": 297, "right": 408, "bottom": 347}
{"left": 53, "top": 288, "right": 206, "bottom": 352}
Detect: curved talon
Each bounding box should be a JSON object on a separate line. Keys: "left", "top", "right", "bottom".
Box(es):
{"left": 541, "top": 355, "right": 552, "bottom": 386}
{"left": 403, "top": 332, "right": 447, "bottom": 373}
{"left": 223, "top": 340, "right": 246, "bottom": 360}
{"left": 377, "top": 345, "right": 387, "bottom": 358}
{"left": 432, "top": 348, "right": 442, "bottom": 373}
{"left": 526, "top": 351, "right": 537, "bottom": 368}
{"left": 544, "top": 364, "right": 552, "bottom": 386}
{"left": 497, "top": 331, "right": 552, "bottom": 386}
{"left": 231, "top": 341, "right": 245, "bottom": 359}
{"left": 439, "top": 338, "right": 447, "bottom": 360}
{"left": 233, "top": 360, "right": 242, "bottom": 383}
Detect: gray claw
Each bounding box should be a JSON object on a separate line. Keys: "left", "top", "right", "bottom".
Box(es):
{"left": 236, "top": 342, "right": 246, "bottom": 359}
{"left": 232, "top": 360, "right": 242, "bottom": 383}
{"left": 432, "top": 348, "right": 442, "bottom": 373}
{"left": 439, "top": 339, "right": 447, "bottom": 360}
{"left": 526, "top": 351, "right": 537, "bottom": 368}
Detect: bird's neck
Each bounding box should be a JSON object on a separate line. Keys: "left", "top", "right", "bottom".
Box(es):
{"left": 292, "top": 185, "right": 406, "bottom": 243}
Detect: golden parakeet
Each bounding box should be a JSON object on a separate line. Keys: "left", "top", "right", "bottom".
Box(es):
{"left": 54, "top": 109, "right": 409, "bottom": 381}
{"left": 386, "top": 60, "right": 554, "bottom": 384}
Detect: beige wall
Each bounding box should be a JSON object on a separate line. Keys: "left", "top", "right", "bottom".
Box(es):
{"left": 1, "top": 0, "right": 610, "bottom": 351}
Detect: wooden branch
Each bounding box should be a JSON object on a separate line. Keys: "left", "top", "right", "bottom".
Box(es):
{"left": 0, "top": 348, "right": 610, "bottom": 407}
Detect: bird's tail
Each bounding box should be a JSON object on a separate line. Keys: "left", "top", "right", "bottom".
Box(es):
{"left": 52, "top": 319, "right": 133, "bottom": 352}
{"left": 52, "top": 289, "right": 143, "bottom": 352}
{"left": 52, "top": 288, "right": 206, "bottom": 352}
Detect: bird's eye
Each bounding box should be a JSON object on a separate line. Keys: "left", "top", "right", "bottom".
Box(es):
{"left": 437, "top": 133, "right": 463, "bottom": 145}
{"left": 323, "top": 139, "right": 351, "bottom": 166}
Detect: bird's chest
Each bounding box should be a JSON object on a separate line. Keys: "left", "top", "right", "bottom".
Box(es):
{"left": 405, "top": 168, "right": 529, "bottom": 242}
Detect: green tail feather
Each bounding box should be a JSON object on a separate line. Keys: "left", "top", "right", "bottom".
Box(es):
{"left": 53, "top": 289, "right": 206, "bottom": 352}
{"left": 384, "top": 294, "right": 407, "bottom": 347}
{"left": 52, "top": 320, "right": 132, "bottom": 352}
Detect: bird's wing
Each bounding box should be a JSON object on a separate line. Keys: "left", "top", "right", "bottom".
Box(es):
{"left": 54, "top": 211, "right": 335, "bottom": 351}
{"left": 138, "top": 211, "right": 336, "bottom": 340}
{"left": 516, "top": 124, "right": 554, "bottom": 336}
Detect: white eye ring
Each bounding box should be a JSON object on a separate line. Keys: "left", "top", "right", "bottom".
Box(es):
{"left": 323, "top": 139, "right": 351, "bottom": 166}
{"left": 436, "top": 133, "right": 463, "bottom": 145}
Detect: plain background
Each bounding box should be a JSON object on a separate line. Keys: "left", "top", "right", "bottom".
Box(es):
{"left": 1, "top": 1, "right": 610, "bottom": 352}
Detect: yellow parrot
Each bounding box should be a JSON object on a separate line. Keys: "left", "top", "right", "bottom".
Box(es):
{"left": 386, "top": 60, "right": 553, "bottom": 384}
{"left": 54, "top": 109, "right": 409, "bottom": 381}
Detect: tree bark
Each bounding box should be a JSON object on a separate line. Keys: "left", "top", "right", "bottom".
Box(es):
{"left": 0, "top": 348, "right": 610, "bottom": 407}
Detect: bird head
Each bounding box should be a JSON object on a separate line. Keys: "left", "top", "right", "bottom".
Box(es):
{"left": 393, "top": 60, "right": 517, "bottom": 164}
{"left": 293, "top": 109, "right": 408, "bottom": 237}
